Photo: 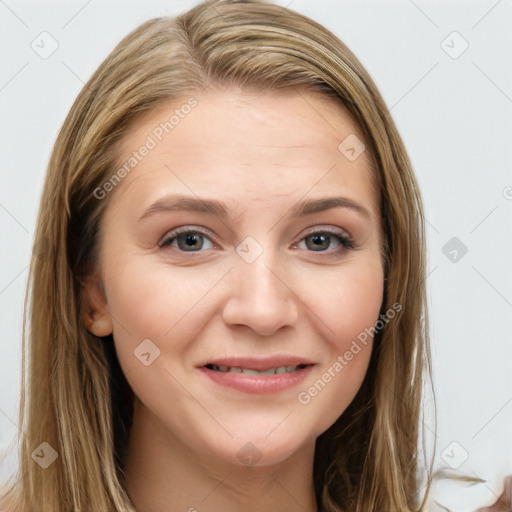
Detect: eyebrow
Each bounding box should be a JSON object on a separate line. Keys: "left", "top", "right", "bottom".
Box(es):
{"left": 138, "top": 194, "right": 372, "bottom": 222}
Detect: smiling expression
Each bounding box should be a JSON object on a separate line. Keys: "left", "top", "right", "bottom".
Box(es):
{"left": 89, "top": 86, "right": 384, "bottom": 467}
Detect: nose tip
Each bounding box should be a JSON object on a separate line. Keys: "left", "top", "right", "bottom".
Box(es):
{"left": 221, "top": 257, "right": 299, "bottom": 336}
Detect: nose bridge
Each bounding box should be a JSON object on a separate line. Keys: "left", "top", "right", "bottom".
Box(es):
{"left": 237, "top": 234, "right": 284, "bottom": 297}
{"left": 241, "top": 244, "right": 280, "bottom": 291}
{"left": 222, "top": 234, "right": 299, "bottom": 335}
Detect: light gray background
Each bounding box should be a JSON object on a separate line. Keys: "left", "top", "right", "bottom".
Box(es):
{"left": 0, "top": 1, "right": 511, "bottom": 510}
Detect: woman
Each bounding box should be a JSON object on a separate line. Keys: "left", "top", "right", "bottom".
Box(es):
{"left": 2, "top": 1, "right": 505, "bottom": 510}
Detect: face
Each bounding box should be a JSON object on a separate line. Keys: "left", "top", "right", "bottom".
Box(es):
{"left": 86, "top": 86, "right": 384, "bottom": 468}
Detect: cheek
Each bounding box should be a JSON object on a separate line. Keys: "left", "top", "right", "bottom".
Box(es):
{"left": 333, "top": 269, "right": 384, "bottom": 345}
{"left": 295, "top": 256, "right": 384, "bottom": 349}
{"left": 324, "top": 262, "right": 383, "bottom": 383}
{"left": 292, "top": 258, "right": 383, "bottom": 432}
{"left": 102, "top": 257, "right": 224, "bottom": 366}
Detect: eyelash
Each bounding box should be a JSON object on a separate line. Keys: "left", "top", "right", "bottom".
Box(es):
{"left": 158, "top": 226, "right": 355, "bottom": 255}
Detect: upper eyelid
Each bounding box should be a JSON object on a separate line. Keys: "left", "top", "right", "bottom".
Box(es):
{"left": 300, "top": 224, "right": 351, "bottom": 239}
{"left": 158, "top": 226, "right": 217, "bottom": 246}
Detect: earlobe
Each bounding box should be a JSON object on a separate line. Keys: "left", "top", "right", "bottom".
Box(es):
{"left": 81, "top": 275, "right": 113, "bottom": 337}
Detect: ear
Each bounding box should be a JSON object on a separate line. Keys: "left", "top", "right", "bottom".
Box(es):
{"left": 80, "top": 275, "right": 113, "bottom": 337}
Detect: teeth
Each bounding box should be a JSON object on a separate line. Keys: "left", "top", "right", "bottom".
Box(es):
{"left": 209, "top": 364, "right": 302, "bottom": 375}
{"left": 242, "top": 369, "right": 267, "bottom": 375}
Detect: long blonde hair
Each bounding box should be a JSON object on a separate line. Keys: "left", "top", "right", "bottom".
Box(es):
{"left": 0, "top": 1, "right": 433, "bottom": 510}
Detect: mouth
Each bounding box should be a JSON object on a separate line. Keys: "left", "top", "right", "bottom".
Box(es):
{"left": 198, "top": 357, "right": 315, "bottom": 394}
{"left": 203, "top": 363, "right": 310, "bottom": 375}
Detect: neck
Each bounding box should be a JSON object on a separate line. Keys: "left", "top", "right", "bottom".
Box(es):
{"left": 123, "top": 400, "right": 318, "bottom": 512}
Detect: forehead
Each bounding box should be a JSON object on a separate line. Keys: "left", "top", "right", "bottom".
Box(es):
{"left": 121, "top": 87, "right": 369, "bottom": 158}
{"left": 108, "top": 87, "right": 378, "bottom": 217}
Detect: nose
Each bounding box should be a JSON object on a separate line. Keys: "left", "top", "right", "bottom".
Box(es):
{"left": 221, "top": 247, "right": 300, "bottom": 336}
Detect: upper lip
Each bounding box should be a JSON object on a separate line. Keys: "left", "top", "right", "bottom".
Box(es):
{"left": 199, "top": 355, "right": 316, "bottom": 371}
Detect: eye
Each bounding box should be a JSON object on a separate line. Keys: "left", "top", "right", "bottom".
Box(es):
{"left": 158, "top": 226, "right": 355, "bottom": 255}
{"left": 294, "top": 227, "right": 355, "bottom": 254}
{"left": 158, "top": 227, "right": 215, "bottom": 252}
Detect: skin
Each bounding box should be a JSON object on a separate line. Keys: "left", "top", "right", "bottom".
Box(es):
{"left": 83, "top": 86, "right": 384, "bottom": 512}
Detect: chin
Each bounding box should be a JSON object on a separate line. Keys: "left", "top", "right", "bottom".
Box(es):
{"left": 199, "top": 427, "right": 314, "bottom": 469}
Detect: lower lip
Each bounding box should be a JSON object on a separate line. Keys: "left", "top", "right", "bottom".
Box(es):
{"left": 199, "top": 365, "right": 314, "bottom": 394}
